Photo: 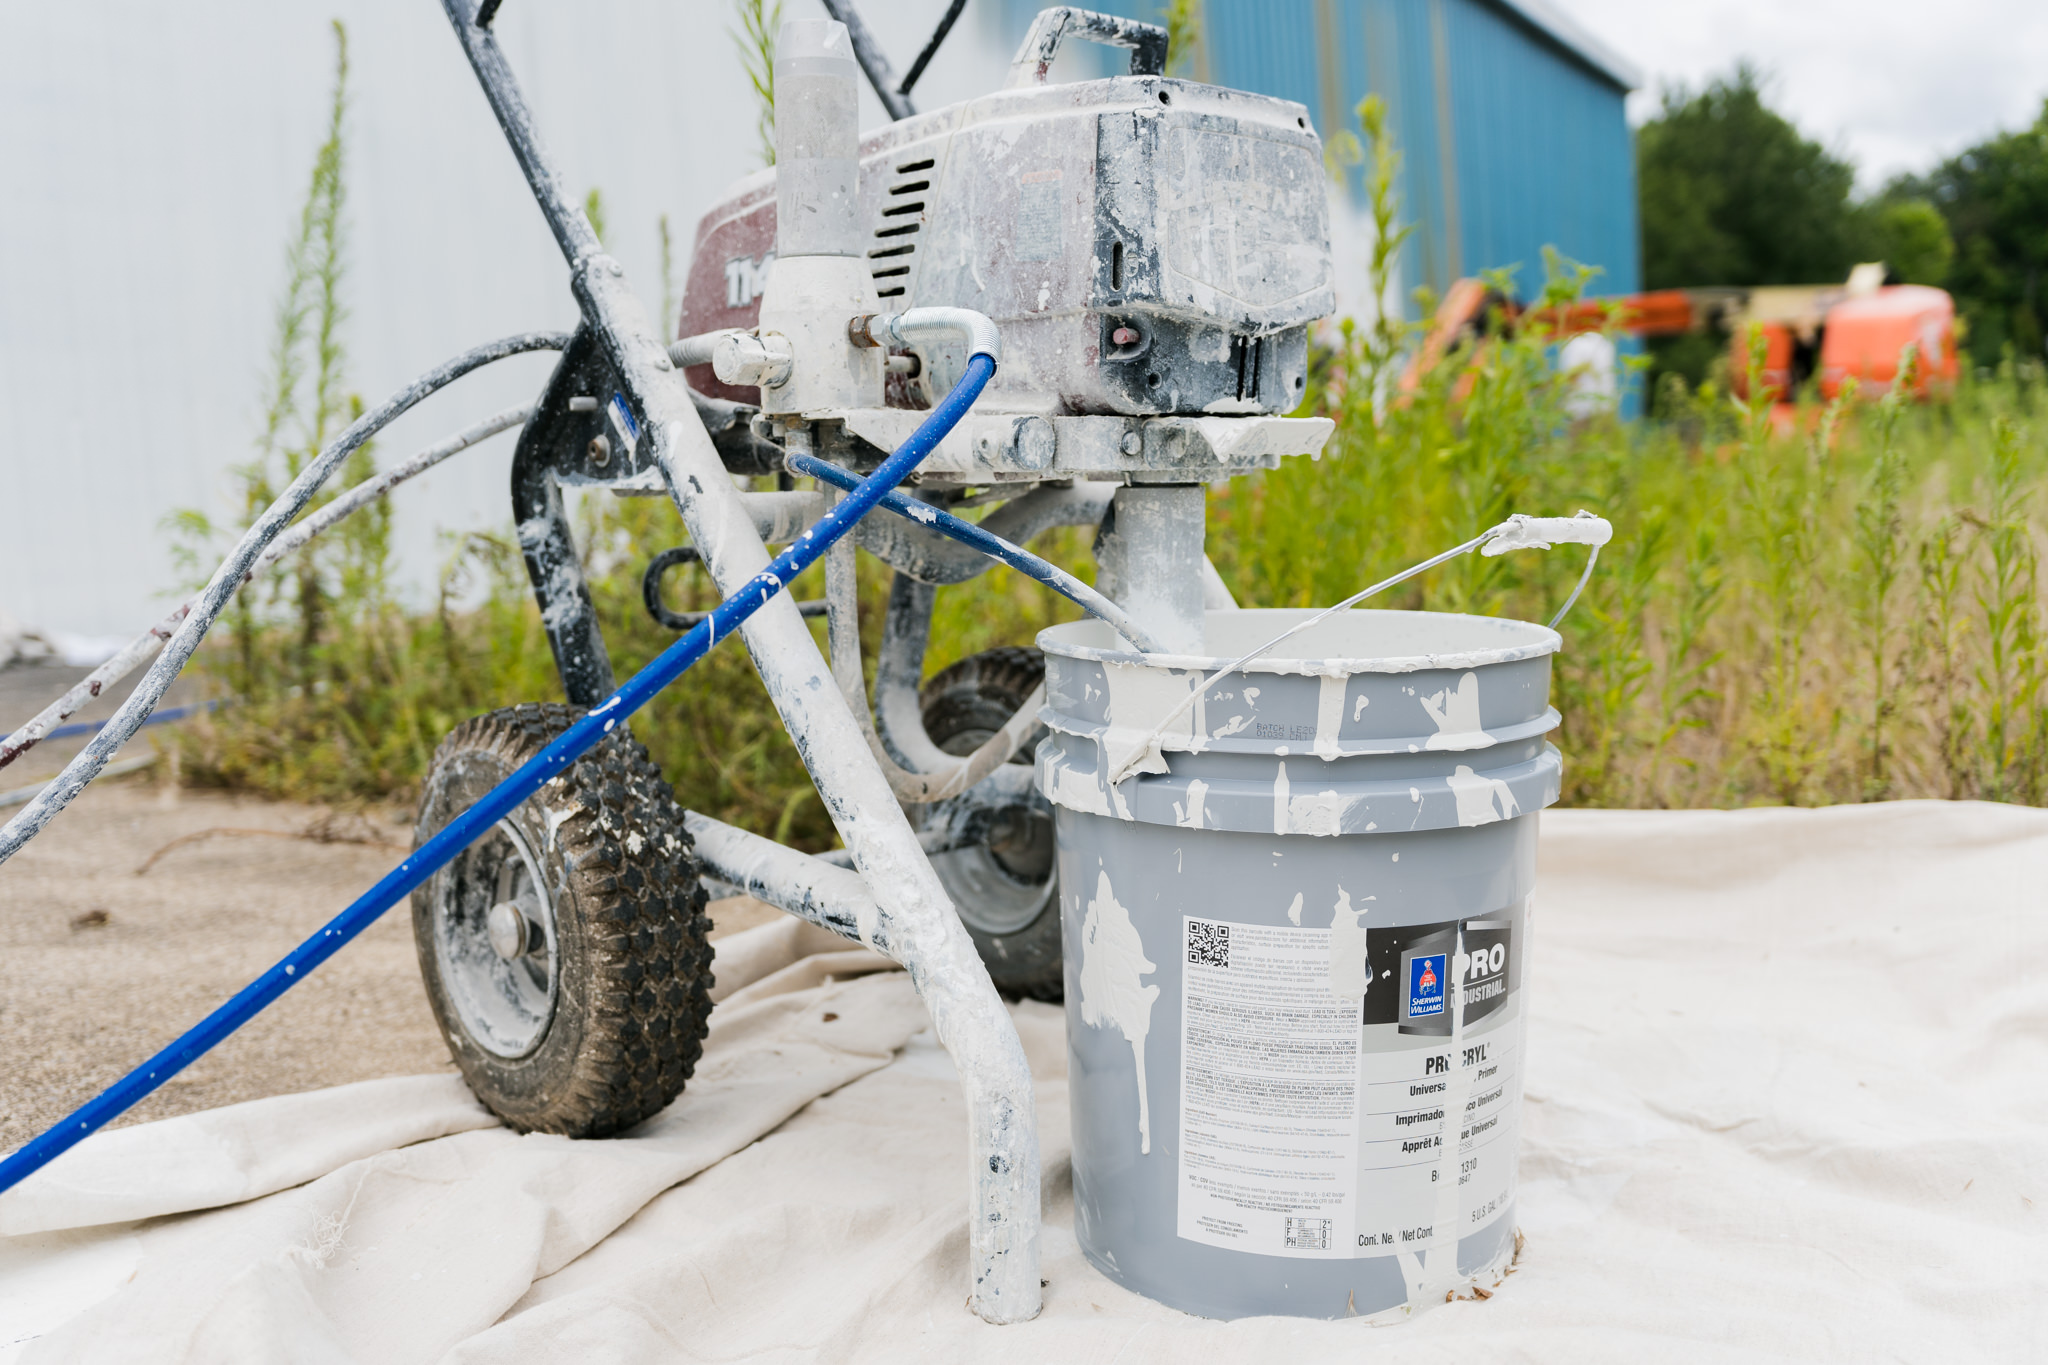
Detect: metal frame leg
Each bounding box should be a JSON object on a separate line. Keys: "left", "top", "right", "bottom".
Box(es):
{"left": 512, "top": 326, "right": 618, "bottom": 704}
{"left": 440, "top": 0, "right": 1040, "bottom": 1322}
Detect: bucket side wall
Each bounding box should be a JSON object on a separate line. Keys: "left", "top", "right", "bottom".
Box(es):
{"left": 1058, "top": 810, "right": 1537, "bottom": 1319}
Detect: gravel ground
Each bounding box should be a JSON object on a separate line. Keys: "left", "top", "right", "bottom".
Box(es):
{"left": 0, "top": 776, "right": 780, "bottom": 1151}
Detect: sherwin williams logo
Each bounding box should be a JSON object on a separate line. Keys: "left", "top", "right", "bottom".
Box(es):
{"left": 1409, "top": 953, "right": 1446, "bottom": 1018}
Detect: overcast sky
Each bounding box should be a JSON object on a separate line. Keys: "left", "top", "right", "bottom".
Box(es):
{"left": 1552, "top": 0, "right": 2048, "bottom": 191}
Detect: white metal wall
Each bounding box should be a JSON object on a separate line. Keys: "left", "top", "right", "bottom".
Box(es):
{"left": 0, "top": 0, "right": 1020, "bottom": 639}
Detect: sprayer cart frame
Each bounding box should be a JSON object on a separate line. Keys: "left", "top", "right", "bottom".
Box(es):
{"left": 407, "top": 1, "right": 1347, "bottom": 1325}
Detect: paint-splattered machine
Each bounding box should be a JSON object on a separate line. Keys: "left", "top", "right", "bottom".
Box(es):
{"left": 401, "top": 4, "right": 1334, "bottom": 1323}
{"left": 0, "top": 3, "right": 1340, "bottom": 1327}
{"left": 414, "top": 3, "right": 1338, "bottom": 1322}
{"left": 0, "top": 3, "right": 1621, "bottom": 1323}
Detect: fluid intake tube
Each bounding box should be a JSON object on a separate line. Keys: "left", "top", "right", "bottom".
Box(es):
{"left": 776, "top": 20, "right": 861, "bottom": 258}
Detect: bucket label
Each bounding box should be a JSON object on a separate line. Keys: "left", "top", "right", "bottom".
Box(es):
{"left": 1176, "top": 908, "right": 1524, "bottom": 1260}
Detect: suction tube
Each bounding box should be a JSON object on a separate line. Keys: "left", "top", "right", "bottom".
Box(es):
{"left": 0, "top": 353, "right": 996, "bottom": 1200}
{"left": 788, "top": 452, "right": 1162, "bottom": 653}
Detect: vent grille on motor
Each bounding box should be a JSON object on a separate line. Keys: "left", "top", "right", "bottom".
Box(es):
{"left": 869, "top": 158, "right": 932, "bottom": 299}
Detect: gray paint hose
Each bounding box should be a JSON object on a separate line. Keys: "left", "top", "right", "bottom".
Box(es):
{"left": 0, "top": 403, "right": 533, "bottom": 776}
{"left": 0, "top": 333, "right": 569, "bottom": 867}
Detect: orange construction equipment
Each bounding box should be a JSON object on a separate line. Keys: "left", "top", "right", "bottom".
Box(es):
{"left": 1815, "top": 284, "right": 1957, "bottom": 399}
{"left": 1409, "top": 263, "right": 1959, "bottom": 406}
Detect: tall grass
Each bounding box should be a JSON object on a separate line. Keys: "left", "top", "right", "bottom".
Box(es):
{"left": 1160, "top": 0, "right": 1204, "bottom": 80}
{"left": 176, "top": 77, "right": 2048, "bottom": 828}
{"left": 1210, "top": 330, "right": 2046, "bottom": 807}
{"left": 1206, "top": 101, "right": 2048, "bottom": 809}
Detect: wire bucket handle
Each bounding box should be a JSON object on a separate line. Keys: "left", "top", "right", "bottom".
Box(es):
{"left": 1104, "top": 510, "right": 1614, "bottom": 786}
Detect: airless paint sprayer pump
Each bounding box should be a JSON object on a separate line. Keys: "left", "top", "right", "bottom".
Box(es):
{"left": 0, "top": 4, "right": 1607, "bottom": 1324}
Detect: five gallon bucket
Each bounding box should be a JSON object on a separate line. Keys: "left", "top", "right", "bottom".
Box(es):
{"left": 1036, "top": 608, "right": 1562, "bottom": 1320}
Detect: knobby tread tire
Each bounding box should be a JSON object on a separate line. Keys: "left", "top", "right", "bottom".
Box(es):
{"left": 919, "top": 647, "right": 1048, "bottom": 758}
{"left": 411, "top": 703, "right": 713, "bottom": 1138}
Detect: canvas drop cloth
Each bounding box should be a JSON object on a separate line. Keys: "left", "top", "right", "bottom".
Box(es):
{"left": 1, "top": 802, "right": 2042, "bottom": 1362}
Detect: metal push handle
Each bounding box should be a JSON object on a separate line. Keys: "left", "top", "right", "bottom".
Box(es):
{"left": 818, "top": 0, "right": 969, "bottom": 122}
{"left": 1006, "top": 7, "right": 1169, "bottom": 87}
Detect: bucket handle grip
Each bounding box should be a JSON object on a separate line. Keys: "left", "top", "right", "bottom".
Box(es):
{"left": 1481, "top": 512, "right": 1613, "bottom": 628}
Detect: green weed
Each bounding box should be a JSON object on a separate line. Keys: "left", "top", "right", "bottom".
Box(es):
{"left": 733, "top": 0, "right": 782, "bottom": 168}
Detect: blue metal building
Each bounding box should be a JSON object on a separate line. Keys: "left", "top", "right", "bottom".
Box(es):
{"left": 1000, "top": 0, "right": 1641, "bottom": 310}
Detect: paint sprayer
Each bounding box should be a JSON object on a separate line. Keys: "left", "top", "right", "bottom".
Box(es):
{"left": 0, "top": 4, "right": 1609, "bottom": 1324}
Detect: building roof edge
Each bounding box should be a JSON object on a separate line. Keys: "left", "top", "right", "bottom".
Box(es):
{"left": 1489, "top": 0, "right": 1642, "bottom": 91}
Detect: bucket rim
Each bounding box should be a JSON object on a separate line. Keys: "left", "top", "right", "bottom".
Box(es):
{"left": 1038, "top": 608, "right": 1562, "bottom": 676}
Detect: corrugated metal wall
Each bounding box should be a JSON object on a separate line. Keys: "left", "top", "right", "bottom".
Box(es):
{"left": 1000, "top": 0, "right": 1639, "bottom": 309}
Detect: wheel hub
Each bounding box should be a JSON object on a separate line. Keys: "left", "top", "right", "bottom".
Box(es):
{"left": 925, "top": 766, "right": 1056, "bottom": 938}
{"left": 486, "top": 900, "right": 534, "bottom": 960}
{"left": 431, "top": 818, "right": 560, "bottom": 1058}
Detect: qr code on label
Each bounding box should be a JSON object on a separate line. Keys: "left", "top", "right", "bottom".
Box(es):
{"left": 1187, "top": 920, "right": 1229, "bottom": 968}
{"left": 1285, "top": 1217, "right": 1331, "bottom": 1250}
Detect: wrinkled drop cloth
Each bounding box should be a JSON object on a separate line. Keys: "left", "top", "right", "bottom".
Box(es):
{"left": 3, "top": 802, "right": 2043, "bottom": 1362}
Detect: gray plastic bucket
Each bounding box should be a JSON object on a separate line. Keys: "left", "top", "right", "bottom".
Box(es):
{"left": 1035, "top": 608, "right": 1562, "bottom": 1320}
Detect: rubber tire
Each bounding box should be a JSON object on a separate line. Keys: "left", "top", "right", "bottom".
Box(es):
{"left": 411, "top": 703, "right": 713, "bottom": 1137}
{"left": 919, "top": 648, "right": 1064, "bottom": 1002}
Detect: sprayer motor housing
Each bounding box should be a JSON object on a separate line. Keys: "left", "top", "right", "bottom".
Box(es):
{"left": 681, "top": 74, "right": 1333, "bottom": 421}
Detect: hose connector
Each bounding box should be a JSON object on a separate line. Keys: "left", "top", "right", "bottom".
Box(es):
{"left": 850, "top": 308, "right": 1001, "bottom": 363}
{"left": 668, "top": 329, "right": 743, "bottom": 369}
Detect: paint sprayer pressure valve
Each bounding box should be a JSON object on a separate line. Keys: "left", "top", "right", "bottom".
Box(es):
{"left": 711, "top": 332, "right": 795, "bottom": 389}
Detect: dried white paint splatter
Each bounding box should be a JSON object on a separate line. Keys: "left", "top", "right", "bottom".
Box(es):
{"left": 1326, "top": 886, "right": 1372, "bottom": 1002}
{"left": 1210, "top": 711, "right": 1253, "bottom": 741}
{"left": 1314, "top": 673, "right": 1347, "bottom": 760}
{"left": 1420, "top": 671, "right": 1490, "bottom": 750}
{"left": 1077, "top": 869, "right": 1160, "bottom": 1153}
{"left": 543, "top": 805, "right": 577, "bottom": 854}
{"left": 1172, "top": 777, "right": 1210, "bottom": 830}
{"left": 1286, "top": 891, "right": 1304, "bottom": 925}
{"left": 1098, "top": 661, "right": 1200, "bottom": 783}
{"left": 1042, "top": 750, "right": 1115, "bottom": 818}
{"left": 1285, "top": 786, "right": 1350, "bottom": 837}
{"left": 1447, "top": 764, "right": 1520, "bottom": 826}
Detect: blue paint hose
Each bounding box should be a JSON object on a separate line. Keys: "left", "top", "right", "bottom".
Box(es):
{"left": 786, "top": 452, "right": 1164, "bottom": 654}
{"left": 41, "top": 700, "right": 219, "bottom": 744}
{"left": 0, "top": 352, "right": 995, "bottom": 1198}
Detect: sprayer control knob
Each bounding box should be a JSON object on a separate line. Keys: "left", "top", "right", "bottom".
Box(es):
{"left": 712, "top": 332, "right": 796, "bottom": 390}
